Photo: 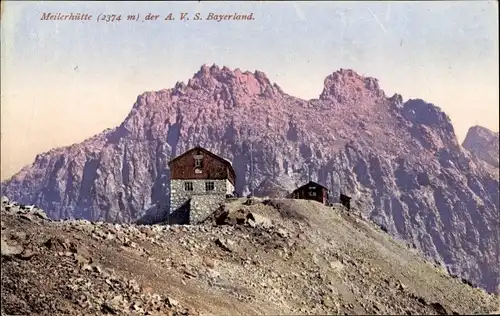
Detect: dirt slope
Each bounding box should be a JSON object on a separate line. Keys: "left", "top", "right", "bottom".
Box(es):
{"left": 1, "top": 197, "right": 498, "bottom": 315}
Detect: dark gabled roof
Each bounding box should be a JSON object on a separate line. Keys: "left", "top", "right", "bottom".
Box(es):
{"left": 340, "top": 193, "right": 352, "bottom": 200}
{"left": 293, "top": 181, "right": 328, "bottom": 192}
{"left": 168, "top": 146, "right": 236, "bottom": 178}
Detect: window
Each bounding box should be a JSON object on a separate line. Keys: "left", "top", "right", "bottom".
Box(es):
{"left": 195, "top": 158, "right": 203, "bottom": 168}
{"left": 184, "top": 182, "right": 193, "bottom": 191}
{"left": 309, "top": 191, "right": 317, "bottom": 197}
{"left": 205, "top": 181, "right": 215, "bottom": 191}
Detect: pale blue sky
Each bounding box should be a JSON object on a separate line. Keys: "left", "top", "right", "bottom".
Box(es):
{"left": 1, "top": 1, "right": 498, "bottom": 178}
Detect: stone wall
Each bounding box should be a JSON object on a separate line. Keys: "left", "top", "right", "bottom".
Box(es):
{"left": 226, "top": 180, "right": 235, "bottom": 196}
{"left": 189, "top": 194, "right": 226, "bottom": 224}
{"left": 169, "top": 179, "right": 232, "bottom": 223}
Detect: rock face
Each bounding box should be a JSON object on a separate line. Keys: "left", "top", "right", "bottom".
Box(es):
{"left": 1, "top": 64, "right": 499, "bottom": 293}
{"left": 462, "top": 125, "right": 499, "bottom": 168}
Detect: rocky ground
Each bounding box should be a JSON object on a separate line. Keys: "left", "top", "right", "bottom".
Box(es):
{"left": 1, "top": 196, "right": 499, "bottom": 315}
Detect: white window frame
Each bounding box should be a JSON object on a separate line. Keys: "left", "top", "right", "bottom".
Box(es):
{"left": 205, "top": 181, "right": 215, "bottom": 191}
{"left": 195, "top": 158, "right": 203, "bottom": 168}
{"left": 184, "top": 182, "right": 193, "bottom": 191}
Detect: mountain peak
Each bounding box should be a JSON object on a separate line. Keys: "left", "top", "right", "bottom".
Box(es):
{"left": 465, "top": 125, "right": 499, "bottom": 139}
{"left": 191, "top": 63, "right": 271, "bottom": 83}
{"left": 463, "top": 125, "right": 499, "bottom": 167}
{"left": 193, "top": 63, "right": 224, "bottom": 78}
{"left": 186, "top": 64, "right": 283, "bottom": 98}
{"left": 319, "top": 69, "right": 385, "bottom": 103}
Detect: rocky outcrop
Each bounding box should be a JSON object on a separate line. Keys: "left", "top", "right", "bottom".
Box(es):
{"left": 1, "top": 197, "right": 198, "bottom": 316}
{"left": 2, "top": 64, "right": 499, "bottom": 293}
{"left": 462, "top": 125, "right": 499, "bottom": 168}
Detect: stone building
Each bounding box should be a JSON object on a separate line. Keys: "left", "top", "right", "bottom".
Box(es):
{"left": 168, "top": 146, "right": 236, "bottom": 224}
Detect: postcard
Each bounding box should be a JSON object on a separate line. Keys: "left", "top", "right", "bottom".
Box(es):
{"left": 1, "top": 1, "right": 499, "bottom": 315}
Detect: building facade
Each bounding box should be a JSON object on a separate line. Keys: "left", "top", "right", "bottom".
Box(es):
{"left": 340, "top": 193, "right": 352, "bottom": 210}
{"left": 168, "top": 146, "right": 236, "bottom": 224}
{"left": 289, "top": 181, "right": 329, "bottom": 205}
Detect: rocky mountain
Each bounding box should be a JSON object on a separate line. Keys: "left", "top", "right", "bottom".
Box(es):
{"left": 2, "top": 196, "right": 499, "bottom": 315}
{"left": 1, "top": 64, "right": 499, "bottom": 293}
{"left": 462, "top": 125, "right": 499, "bottom": 168}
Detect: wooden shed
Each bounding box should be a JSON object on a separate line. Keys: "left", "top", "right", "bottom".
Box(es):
{"left": 340, "top": 193, "right": 352, "bottom": 210}
{"left": 289, "top": 181, "right": 329, "bottom": 205}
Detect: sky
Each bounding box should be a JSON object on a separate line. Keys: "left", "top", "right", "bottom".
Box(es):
{"left": 1, "top": 1, "right": 498, "bottom": 180}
